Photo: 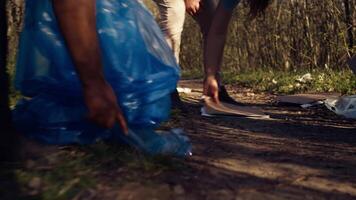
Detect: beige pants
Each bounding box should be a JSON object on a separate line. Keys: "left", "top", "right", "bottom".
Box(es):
{"left": 152, "top": 0, "right": 186, "bottom": 63}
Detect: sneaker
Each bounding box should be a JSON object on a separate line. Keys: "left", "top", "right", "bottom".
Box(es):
{"left": 218, "top": 86, "right": 244, "bottom": 106}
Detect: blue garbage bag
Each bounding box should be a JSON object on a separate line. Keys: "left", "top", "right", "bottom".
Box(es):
{"left": 13, "top": 0, "right": 192, "bottom": 157}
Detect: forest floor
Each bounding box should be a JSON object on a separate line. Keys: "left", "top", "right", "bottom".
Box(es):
{"left": 1, "top": 80, "right": 356, "bottom": 200}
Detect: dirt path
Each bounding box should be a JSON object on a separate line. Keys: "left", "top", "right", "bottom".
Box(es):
{"left": 171, "top": 80, "right": 356, "bottom": 200}
{"left": 2, "top": 80, "right": 356, "bottom": 200}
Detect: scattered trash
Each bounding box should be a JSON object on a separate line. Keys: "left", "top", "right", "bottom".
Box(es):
{"left": 296, "top": 73, "right": 313, "bottom": 83}
{"left": 325, "top": 95, "right": 356, "bottom": 119}
{"left": 177, "top": 87, "right": 192, "bottom": 94}
{"left": 201, "top": 97, "right": 269, "bottom": 119}
{"left": 276, "top": 93, "right": 341, "bottom": 107}
{"left": 277, "top": 93, "right": 356, "bottom": 119}
{"left": 300, "top": 101, "right": 324, "bottom": 109}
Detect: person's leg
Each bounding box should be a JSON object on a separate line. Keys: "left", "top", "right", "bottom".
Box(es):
{"left": 152, "top": 0, "right": 187, "bottom": 110}
{"left": 193, "top": 0, "right": 243, "bottom": 105}
{"left": 152, "top": 0, "right": 186, "bottom": 63}
{"left": 193, "top": 0, "right": 219, "bottom": 43}
{"left": 192, "top": 0, "right": 222, "bottom": 80}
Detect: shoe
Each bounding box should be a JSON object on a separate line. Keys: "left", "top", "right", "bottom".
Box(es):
{"left": 218, "top": 86, "right": 244, "bottom": 106}
{"left": 171, "top": 89, "right": 187, "bottom": 113}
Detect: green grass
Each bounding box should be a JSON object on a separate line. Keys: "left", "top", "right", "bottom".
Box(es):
{"left": 182, "top": 68, "right": 356, "bottom": 95}
{"left": 9, "top": 67, "right": 355, "bottom": 108}
{"left": 9, "top": 143, "right": 188, "bottom": 200}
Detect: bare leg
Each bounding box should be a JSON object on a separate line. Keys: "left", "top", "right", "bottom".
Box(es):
{"left": 192, "top": 0, "right": 225, "bottom": 83}
{"left": 201, "top": 2, "right": 233, "bottom": 100}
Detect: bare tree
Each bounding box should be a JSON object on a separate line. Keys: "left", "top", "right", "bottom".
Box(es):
{"left": 0, "top": 0, "right": 12, "bottom": 131}
{"left": 343, "top": 0, "right": 354, "bottom": 56}
{"left": 175, "top": 0, "right": 355, "bottom": 71}
{"left": 1, "top": 0, "right": 18, "bottom": 162}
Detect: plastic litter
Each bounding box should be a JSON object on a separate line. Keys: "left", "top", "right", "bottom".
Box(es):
{"left": 325, "top": 95, "right": 356, "bottom": 119}
{"left": 200, "top": 97, "right": 270, "bottom": 119}
{"left": 296, "top": 73, "right": 313, "bottom": 83}
{"left": 13, "top": 0, "right": 192, "bottom": 157}
{"left": 177, "top": 87, "right": 192, "bottom": 94}
{"left": 300, "top": 101, "right": 324, "bottom": 109}
{"left": 276, "top": 93, "right": 340, "bottom": 106}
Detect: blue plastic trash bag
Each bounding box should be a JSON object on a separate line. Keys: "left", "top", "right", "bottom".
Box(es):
{"left": 13, "top": 0, "right": 192, "bottom": 157}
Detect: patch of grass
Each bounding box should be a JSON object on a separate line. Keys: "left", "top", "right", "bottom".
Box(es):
{"left": 181, "top": 68, "right": 203, "bottom": 80}
{"left": 82, "top": 143, "right": 187, "bottom": 172}
{"left": 182, "top": 68, "right": 356, "bottom": 95}
{"left": 12, "top": 142, "right": 187, "bottom": 200}
{"left": 14, "top": 150, "right": 97, "bottom": 200}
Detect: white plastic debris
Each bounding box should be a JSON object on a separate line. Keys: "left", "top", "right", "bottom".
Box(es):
{"left": 301, "top": 101, "right": 324, "bottom": 109}
{"left": 325, "top": 95, "right": 356, "bottom": 119}
{"left": 200, "top": 107, "right": 215, "bottom": 117}
{"left": 177, "top": 87, "right": 192, "bottom": 94}
{"left": 297, "top": 73, "right": 313, "bottom": 83}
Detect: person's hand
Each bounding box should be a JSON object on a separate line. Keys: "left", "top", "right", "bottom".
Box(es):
{"left": 185, "top": 0, "right": 201, "bottom": 15}
{"left": 203, "top": 75, "right": 219, "bottom": 103}
{"left": 83, "top": 80, "right": 128, "bottom": 134}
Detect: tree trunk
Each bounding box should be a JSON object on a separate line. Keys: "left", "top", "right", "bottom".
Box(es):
{"left": 1, "top": 0, "right": 19, "bottom": 162}
{"left": 0, "top": 0, "right": 12, "bottom": 130}
{"left": 343, "top": 0, "right": 354, "bottom": 55}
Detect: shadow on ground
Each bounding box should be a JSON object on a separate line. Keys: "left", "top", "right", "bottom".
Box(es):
{"left": 1, "top": 81, "right": 356, "bottom": 200}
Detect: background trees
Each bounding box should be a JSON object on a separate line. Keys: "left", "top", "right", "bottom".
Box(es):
{"left": 5, "top": 0, "right": 356, "bottom": 80}
{"left": 176, "top": 0, "right": 356, "bottom": 72}
{"left": 1, "top": 0, "right": 11, "bottom": 130}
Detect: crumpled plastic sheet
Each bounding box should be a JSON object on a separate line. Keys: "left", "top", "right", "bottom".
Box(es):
{"left": 325, "top": 95, "right": 356, "bottom": 119}
{"left": 13, "top": 0, "right": 192, "bottom": 157}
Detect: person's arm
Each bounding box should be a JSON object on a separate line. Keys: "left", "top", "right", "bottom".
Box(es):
{"left": 203, "top": 2, "right": 233, "bottom": 102}
{"left": 52, "top": 0, "right": 128, "bottom": 133}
